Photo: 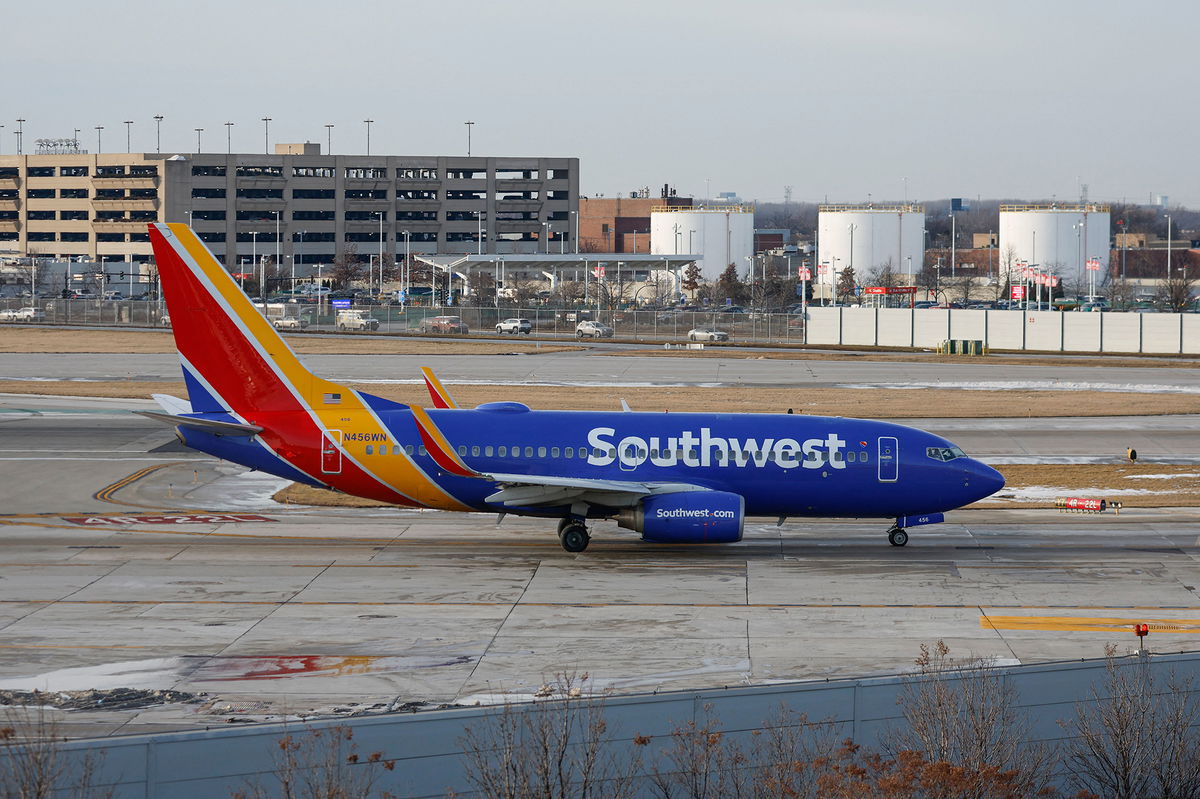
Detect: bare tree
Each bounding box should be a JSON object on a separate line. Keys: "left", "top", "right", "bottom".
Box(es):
{"left": 644, "top": 705, "right": 750, "bottom": 799}
{"left": 835, "top": 266, "right": 857, "bottom": 304}
{"left": 329, "top": 245, "right": 365, "bottom": 290}
{"left": 465, "top": 270, "right": 497, "bottom": 306}
{"left": 891, "top": 640, "right": 1056, "bottom": 799}
{"left": 1061, "top": 646, "right": 1200, "bottom": 799}
{"left": 458, "top": 673, "right": 638, "bottom": 799}
{"left": 1104, "top": 277, "right": 1138, "bottom": 311}
{"left": 1157, "top": 268, "right": 1196, "bottom": 312}
{"left": 0, "top": 698, "right": 112, "bottom": 799}
{"left": 867, "top": 259, "right": 898, "bottom": 289}
{"left": 232, "top": 724, "right": 397, "bottom": 799}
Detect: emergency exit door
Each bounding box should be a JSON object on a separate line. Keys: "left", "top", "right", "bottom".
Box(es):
{"left": 877, "top": 436, "right": 898, "bottom": 482}
{"left": 321, "top": 430, "right": 343, "bottom": 474}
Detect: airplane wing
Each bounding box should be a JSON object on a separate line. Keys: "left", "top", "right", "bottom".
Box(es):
{"left": 482, "top": 472, "right": 710, "bottom": 508}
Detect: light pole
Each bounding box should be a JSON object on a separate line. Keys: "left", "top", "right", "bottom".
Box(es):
{"left": 224, "top": 122, "right": 234, "bottom": 154}
{"left": 949, "top": 211, "right": 956, "bottom": 279}
{"left": 295, "top": 230, "right": 305, "bottom": 291}
{"left": 194, "top": 128, "right": 203, "bottom": 153}
{"left": 324, "top": 124, "right": 334, "bottom": 154}
{"left": 1074, "top": 221, "right": 1083, "bottom": 303}
{"left": 274, "top": 210, "right": 281, "bottom": 296}
{"left": 1166, "top": 213, "right": 1173, "bottom": 285}
{"left": 261, "top": 117, "right": 271, "bottom": 154}
{"left": 153, "top": 114, "right": 163, "bottom": 153}
{"left": 15, "top": 118, "right": 25, "bottom": 155}
{"left": 251, "top": 231, "right": 259, "bottom": 300}
{"left": 73, "top": 128, "right": 80, "bottom": 151}
{"left": 123, "top": 120, "right": 133, "bottom": 153}
{"left": 363, "top": 119, "right": 374, "bottom": 155}
{"left": 571, "top": 210, "right": 578, "bottom": 255}
{"left": 846, "top": 223, "right": 857, "bottom": 304}
{"left": 94, "top": 125, "right": 103, "bottom": 153}
{"left": 402, "top": 229, "right": 411, "bottom": 303}
{"left": 375, "top": 210, "right": 385, "bottom": 297}
{"left": 542, "top": 221, "right": 551, "bottom": 254}
{"left": 464, "top": 120, "right": 473, "bottom": 156}
{"left": 689, "top": 229, "right": 696, "bottom": 253}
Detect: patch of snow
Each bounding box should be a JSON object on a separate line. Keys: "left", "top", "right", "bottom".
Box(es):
{"left": 999, "top": 485, "right": 1168, "bottom": 501}
{"left": 1124, "top": 473, "right": 1200, "bottom": 480}
{"left": 838, "top": 380, "right": 1200, "bottom": 394}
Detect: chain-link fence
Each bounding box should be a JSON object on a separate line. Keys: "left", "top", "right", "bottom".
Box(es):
{"left": 0, "top": 298, "right": 809, "bottom": 344}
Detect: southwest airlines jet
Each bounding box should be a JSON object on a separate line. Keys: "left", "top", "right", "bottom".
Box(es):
{"left": 141, "top": 223, "right": 1003, "bottom": 553}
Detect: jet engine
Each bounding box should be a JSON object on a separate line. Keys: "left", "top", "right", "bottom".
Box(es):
{"left": 615, "top": 491, "right": 744, "bottom": 543}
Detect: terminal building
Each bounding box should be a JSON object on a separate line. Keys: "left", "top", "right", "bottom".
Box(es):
{"left": 0, "top": 141, "right": 579, "bottom": 269}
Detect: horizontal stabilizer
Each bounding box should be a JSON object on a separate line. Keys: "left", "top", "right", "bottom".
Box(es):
{"left": 151, "top": 393, "right": 193, "bottom": 415}
{"left": 135, "top": 410, "right": 263, "bottom": 436}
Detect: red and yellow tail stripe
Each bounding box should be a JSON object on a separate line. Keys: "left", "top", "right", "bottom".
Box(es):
{"left": 421, "top": 367, "right": 459, "bottom": 409}
{"left": 149, "top": 223, "right": 471, "bottom": 510}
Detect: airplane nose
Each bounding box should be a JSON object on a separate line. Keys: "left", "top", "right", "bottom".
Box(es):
{"left": 963, "top": 459, "right": 1005, "bottom": 501}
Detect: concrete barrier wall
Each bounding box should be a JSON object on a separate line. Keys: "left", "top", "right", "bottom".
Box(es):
{"left": 28, "top": 651, "right": 1200, "bottom": 798}
{"left": 800, "top": 308, "right": 1196, "bottom": 355}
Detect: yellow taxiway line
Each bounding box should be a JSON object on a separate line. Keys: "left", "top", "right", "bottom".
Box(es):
{"left": 981, "top": 615, "right": 1200, "bottom": 633}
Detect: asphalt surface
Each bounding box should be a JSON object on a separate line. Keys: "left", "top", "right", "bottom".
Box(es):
{"left": 1, "top": 351, "right": 1199, "bottom": 737}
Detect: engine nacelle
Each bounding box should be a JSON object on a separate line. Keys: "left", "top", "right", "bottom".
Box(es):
{"left": 616, "top": 491, "right": 745, "bottom": 543}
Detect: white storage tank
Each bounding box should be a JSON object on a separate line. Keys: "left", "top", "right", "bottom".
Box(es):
{"left": 998, "top": 204, "right": 1111, "bottom": 290}
{"left": 650, "top": 205, "right": 754, "bottom": 281}
{"left": 816, "top": 204, "right": 925, "bottom": 289}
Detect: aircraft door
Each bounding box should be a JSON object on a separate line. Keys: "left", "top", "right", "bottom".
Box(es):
{"left": 877, "top": 436, "right": 898, "bottom": 482}
{"left": 321, "top": 429, "right": 343, "bottom": 474}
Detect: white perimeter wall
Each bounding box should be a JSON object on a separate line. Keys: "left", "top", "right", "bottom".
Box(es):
{"left": 803, "top": 308, "right": 1198, "bottom": 354}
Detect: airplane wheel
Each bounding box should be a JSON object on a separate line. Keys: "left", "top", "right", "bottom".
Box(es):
{"left": 888, "top": 528, "right": 909, "bottom": 547}
{"left": 557, "top": 517, "right": 573, "bottom": 535}
{"left": 560, "top": 523, "right": 590, "bottom": 553}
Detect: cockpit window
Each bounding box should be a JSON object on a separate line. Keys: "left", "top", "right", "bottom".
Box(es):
{"left": 926, "top": 446, "right": 966, "bottom": 462}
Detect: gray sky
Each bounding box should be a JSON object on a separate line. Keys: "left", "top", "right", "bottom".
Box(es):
{"left": 6, "top": 0, "right": 1197, "bottom": 207}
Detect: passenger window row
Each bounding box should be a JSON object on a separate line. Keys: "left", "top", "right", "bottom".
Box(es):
{"left": 356, "top": 441, "right": 869, "bottom": 465}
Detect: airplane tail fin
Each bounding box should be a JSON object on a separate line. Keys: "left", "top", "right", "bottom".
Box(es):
{"left": 148, "top": 223, "right": 336, "bottom": 415}
{"left": 421, "top": 367, "right": 459, "bottom": 409}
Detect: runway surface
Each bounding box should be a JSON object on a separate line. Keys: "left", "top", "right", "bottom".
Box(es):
{"left": 2, "top": 349, "right": 1200, "bottom": 390}
{"left": 1, "top": 353, "right": 1199, "bottom": 737}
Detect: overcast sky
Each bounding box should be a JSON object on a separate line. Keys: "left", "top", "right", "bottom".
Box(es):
{"left": 5, "top": 0, "right": 1197, "bottom": 207}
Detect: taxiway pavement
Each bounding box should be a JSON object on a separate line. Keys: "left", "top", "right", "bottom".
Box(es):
{"left": 1, "top": 392, "right": 1199, "bottom": 737}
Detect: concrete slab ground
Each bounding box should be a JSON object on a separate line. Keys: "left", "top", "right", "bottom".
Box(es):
{"left": 2, "top": 386, "right": 1200, "bottom": 738}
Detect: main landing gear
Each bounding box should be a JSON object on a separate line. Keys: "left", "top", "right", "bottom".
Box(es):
{"left": 557, "top": 517, "right": 591, "bottom": 553}
{"left": 887, "top": 526, "right": 909, "bottom": 547}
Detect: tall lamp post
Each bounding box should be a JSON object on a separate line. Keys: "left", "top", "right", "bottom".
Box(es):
{"left": 363, "top": 119, "right": 374, "bottom": 155}
{"left": 295, "top": 230, "right": 305, "bottom": 290}
{"left": 15, "top": 118, "right": 25, "bottom": 155}
{"left": 571, "top": 210, "right": 578, "bottom": 255}
{"left": 251, "top": 231, "right": 259, "bottom": 300}
{"left": 464, "top": 120, "right": 474, "bottom": 156}
{"left": 224, "top": 121, "right": 234, "bottom": 154}
{"left": 123, "top": 120, "right": 133, "bottom": 153}
{"left": 375, "top": 210, "right": 385, "bottom": 297}
{"left": 94, "top": 125, "right": 104, "bottom": 153}
{"left": 274, "top": 210, "right": 281, "bottom": 297}
{"left": 402, "top": 230, "right": 411, "bottom": 303}
{"left": 153, "top": 114, "right": 163, "bottom": 153}
{"left": 260, "top": 117, "right": 271, "bottom": 154}
{"left": 324, "top": 124, "right": 334, "bottom": 154}
{"left": 194, "top": 128, "right": 203, "bottom": 153}
{"left": 1166, "top": 213, "right": 1173, "bottom": 285}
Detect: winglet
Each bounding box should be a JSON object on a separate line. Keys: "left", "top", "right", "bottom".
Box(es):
{"left": 421, "top": 367, "right": 459, "bottom": 409}
{"left": 620, "top": 398, "right": 632, "bottom": 413}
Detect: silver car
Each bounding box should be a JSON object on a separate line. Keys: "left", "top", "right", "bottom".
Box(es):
{"left": 575, "top": 320, "right": 614, "bottom": 339}
{"left": 688, "top": 326, "right": 729, "bottom": 342}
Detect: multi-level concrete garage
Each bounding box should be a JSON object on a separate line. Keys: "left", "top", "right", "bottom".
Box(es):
{"left": 649, "top": 204, "right": 753, "bottom": 280}
{"left": 0, "top": 142, "right": 579, "bottom": 269}
{"left": 998, "top": 203, "right": 1111, "bottom": 291}
{"left": 817, "top": 203, "right": 925, "bottom": 289}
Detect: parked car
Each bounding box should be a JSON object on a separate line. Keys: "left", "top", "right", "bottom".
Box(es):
{"left": 687, "top": 326, "right": 730, "bottom": 342}
{"left": 495, "top": 317, "right": 532, "bottom": 335}
{"left": 421, "top": 315, "right": 469, "bottom": 334}
{"left": 912, "top": 301, "right": 936, "bottom": 309}
{"left": 716, "top": 305, "right": 747, "bottom": 314}
{"left": 556, "top": 310, "right": 592, "bottom": 323}
{"left": 335, "top": 309, "right": 380, "bottom": 331}
{"left": 0, "top": 307, "right": 46, "bottom": 322}
{"left": 70, "top": 291, "right": 97, "bottom": 300}
{"left": 159, "top": 311, "right": 171, "bottom": 327}
{"left": 272, "top": 316, "right": 309, "bottom": 330}
{"left": 576, "top": 320, "right": 614, "bottom": 339}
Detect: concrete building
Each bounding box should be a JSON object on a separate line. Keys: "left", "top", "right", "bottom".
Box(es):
{"left": 578, "top": 194, "right": 692, "bottom": 254}
{"left": 0, "top": 143, "right": 579, "bottom": 271}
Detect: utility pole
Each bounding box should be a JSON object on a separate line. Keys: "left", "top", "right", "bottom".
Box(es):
{"left": 261, "top": 117, "right": 271, "bottom": 154}
{"left": 464, "top": 121, "right": 474, "bottom": 156}
{"left": 153, "top": 115, "right": 163, "bottom": 152}
{"left": 364, "top": 119, "right": 374, "bottom": 155}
